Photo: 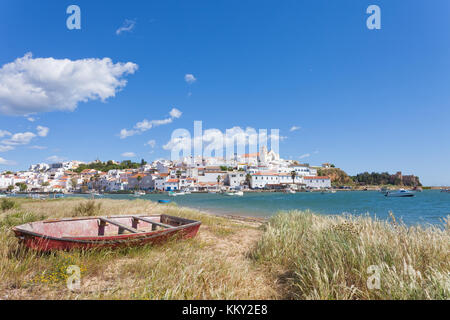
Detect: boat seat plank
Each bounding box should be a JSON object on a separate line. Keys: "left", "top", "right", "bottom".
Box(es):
{"left": 132, "top": 216, "right": 173, "bottom": 229}
{"left": 99, "top": 218, "right": 139, "bottom": 234}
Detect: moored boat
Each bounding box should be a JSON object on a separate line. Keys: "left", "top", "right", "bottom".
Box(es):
{"left": 12, "top": 214, "right": 201, "bottom": 252}
{"left": 225, "top": 191, "right": 244, "bottom": 196}
{"left": 169, "top": 191, "right": 185, "bottom": 197}
{"left": 441, "top": 188, "right": 450, "bottom": 193}
{"left": 385, "top": 189, "right": 415, "bottom": 197}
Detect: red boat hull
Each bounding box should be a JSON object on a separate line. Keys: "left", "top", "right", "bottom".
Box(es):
{"left": 12, "top": 214, "right": 201, "bottom": 252}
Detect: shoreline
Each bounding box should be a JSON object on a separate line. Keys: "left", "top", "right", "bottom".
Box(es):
{"left": 5, "top": 186, "right": 450, "bottom": 197}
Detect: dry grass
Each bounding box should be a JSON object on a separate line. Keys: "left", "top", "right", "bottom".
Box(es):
{"left": 251, "top": 211, "right": 450, "bottom": 300}
{"left": 0, "top": 198, "right": 278, "bottom": 300}
{"left": 1, "top": 199, "right": 448, "bottom": 300}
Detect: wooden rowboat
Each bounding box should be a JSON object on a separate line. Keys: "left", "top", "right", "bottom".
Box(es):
{"left": 12, "top": 214, "right": 201, "bottom": 252}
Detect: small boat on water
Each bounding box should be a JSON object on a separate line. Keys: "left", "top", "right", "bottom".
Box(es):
{"left": 158, "top": 199, "right": 171, "bottom": 204}
{"left": 31, "top": 194, "right": 48, "bottom": 200}
{"left": 133, "top": 191, "right": 146, "bottom": 197}
{"left": 12, "top": 214, "right": 201, "bottom": 252}
{"left": 441, "top": 188, "right": 450, "bottom": 193}
{"left": 385, "top": 189, "right": 415, "bottom": 197}
{"left": 169, "top": 191, "right": 185, "bottom": 197}
{"left": 225, "top": 191, "right": 244, "bottom": 196}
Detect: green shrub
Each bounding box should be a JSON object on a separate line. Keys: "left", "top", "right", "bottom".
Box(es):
{"left": 1, "top": 211, "right": 46, "bottom": 227}
{"left": 73, "top": 200, "right": 102, "bottom": 217}
{"left": 1, "top": 198, "right": 18, "bottom": 212}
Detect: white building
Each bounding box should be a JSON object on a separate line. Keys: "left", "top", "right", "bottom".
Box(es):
{"left": 250, "top": 172, "right": 303, "bottom": 189}
{"left": 303, "top": 176, "right": 331, "bottom": 189}
{"left": 225, "top": 171, "right": 246, "bottom": 188}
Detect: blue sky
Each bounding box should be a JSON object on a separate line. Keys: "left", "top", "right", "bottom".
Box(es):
{"left": 0, "top": 0, "right": 449, "bottom": 185}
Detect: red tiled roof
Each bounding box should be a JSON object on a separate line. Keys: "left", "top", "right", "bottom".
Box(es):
{"left": 303, "top": 176, "right": 330, "bottom": 180}
{"left": 130, "top": 173, "right": 147, "bottom": 179}
{"left": 252, "top": 172, "right": 279, "bottom": 176}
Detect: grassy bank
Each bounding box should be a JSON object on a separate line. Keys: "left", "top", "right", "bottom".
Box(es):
{"left": 0, "top": 198, "right": 448, "bottom": 300}
{"left": 252, "top": 211, "right": 449, "bottom": 299}
{"left": 0, "top": 198, "right": 277, "bottom": 299}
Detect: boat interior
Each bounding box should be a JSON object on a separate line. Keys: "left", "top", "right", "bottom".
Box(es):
{"left": 16, "top": 214, "right": 196, "bottom": 239}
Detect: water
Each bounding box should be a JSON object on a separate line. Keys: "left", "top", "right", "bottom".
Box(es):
{"left": 30, "top": 190, "right": 450, "bottom": 226}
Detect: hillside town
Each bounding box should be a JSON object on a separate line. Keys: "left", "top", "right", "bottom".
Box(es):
{"left": 0, "top": 147, "right": 332, "bottom": 194}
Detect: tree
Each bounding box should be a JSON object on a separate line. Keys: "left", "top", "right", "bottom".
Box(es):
{"left": 70, "top": 178, "right": 78, "bottom": 190}
{"left": 15, "top": 183, "right": 27, "bottom": 192}
{"left": 245, "top": 174, "right": 252, "bottom": 187}
{"left": 7, "top": 185, "right": 14, "bottom": 192}
{"left": 136, "top": 175, "right": 143, "bottom": 190}
{"left": 217, "top": 175, "right": 222, "bottom": 187}
{"left": 140, "top": 159, "right": 147, "bottom": 166}
{"left": 291, "top": 171, "right": 297, "bottom": 184}
{"left": 41, "top": 181, "right": 50, "bottom": 187}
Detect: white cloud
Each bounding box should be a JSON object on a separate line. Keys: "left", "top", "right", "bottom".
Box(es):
{"left": 0, "top": 157, "right": 16, "bottom": 165}
{"left": 290, "top": 126, "right": 301, "bottom": 132}
{"left": 46, "top": 155, "right": 67, "bottom": 162}
{"left": 2, "top": 132, "right": 36, "bottom": 145}
{"left": 298, "top": 153, "right": 311, "bottom": 159}
{"left": 29, "top": 145, "right": 47, "bottom": 150}
{"left": 0, "top": 130, "right": 11, "bottom": 138}
{"left": 119, "top": 108, "right": 182, "bottom": 139}
{"left": 116, "top": 19, "right": 136, "bottom": 35}
{"left": 184, "top": 74, "right": 197, "bottom": 84}
{"left": 36, "top": 126, "right": 49, "bottom": 137}
{"left": 27, "top": 117, "right": 35, "bottom": 122}
{"left": 169, "top": 108, "right": 182, "bottom": 119}
{"left": 163, "top": 126, "right": 286, "bottom": 152}
{"left": 121, "top": 152, "right": 136, "bottom": 158}
{"left": 118, "top": 129, "right": 136, "bottom": 139}
{"left": 145, "top": 140, "right": 156, "bottom": 148}
{"left": 0, "top": 53, "right": 138, "bottom": 115}
{"left": 0, "top": 145, "right": 14, "bottom": 152}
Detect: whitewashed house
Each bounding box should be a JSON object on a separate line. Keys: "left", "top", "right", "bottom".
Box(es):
{"left": 225, "top": 171, "right": 246, "bottom": 188}
{"left": 303, "top": 176, "right": 331, "bottom": 189}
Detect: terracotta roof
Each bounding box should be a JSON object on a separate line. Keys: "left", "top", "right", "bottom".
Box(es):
{"left": 130, "top": 173, "right": 147, "bottom": 179}
{"left": 252, "top": 172, "right": 279, "bottom": 176}
{"left": 241, "top": 152, "right": 259, "bottom": 158}
{"left": 197, "top": 182, "right": 218, "bottom": 186}
{"left": 166, "top": 179, "right": 179, "bottom": 183}
{"left": 303, "top": 176, "right": 330, "bottom": 180}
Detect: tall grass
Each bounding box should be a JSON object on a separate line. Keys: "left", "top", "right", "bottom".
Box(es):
{"left": 73, "top": 200, "right": 102, "bottom": 217}
{"left": 251, "top": 211, "right": 450, "bottom": 300}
